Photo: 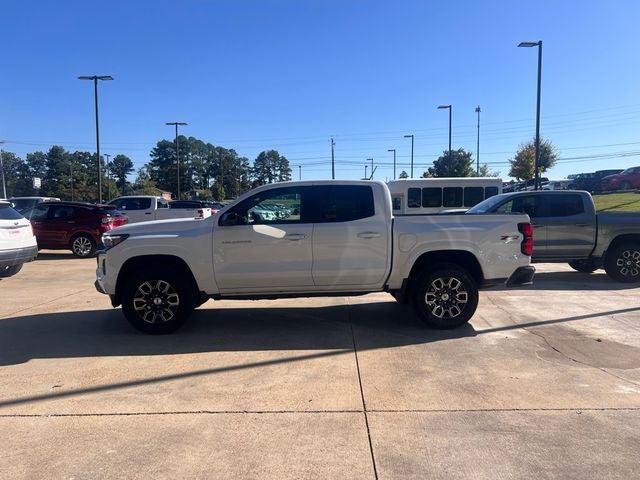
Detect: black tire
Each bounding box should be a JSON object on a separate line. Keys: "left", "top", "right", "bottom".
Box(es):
{"left": 604, "top": 243, "right": 640, "bottom": 283}
{"left": 568, "top": 260, "right": 598, "bottom": 273}
{"left": 411, "top": 263, "right": 479, "bottom": 329}
{"left": 0, "top": 264, "right": 23, "bottom": 278}
{"left": 122, "top": 267, "right": 195, "bottom": 334}
{"left": 70, "top": 233, "right": 96, "bottom": 258}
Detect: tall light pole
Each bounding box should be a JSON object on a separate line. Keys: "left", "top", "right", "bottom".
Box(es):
{"left": 519, "top": 40, "right": 543, "bottom": 190}
{"left": 475, "top": 106, "right": 481, "bottom": 175}
{"left": 330, "top": 137, "right": 336, "bottom": 179}
{"left": 78, "top": 75, "right": 113, "bottom": 203}
{"left": 404, "top": 134, "right": 414, "bottom": 178}
{"left": 387, "top": 149, "right": 396, "bottom": 179}
{"left": 367, "top": 158, "right": 374, "bottom": 179}
{"left": 166, "top": 122, "right": 188, "bottom": 199}
{"left": 438, "top": 105, "right": 452, "bottom": 176}
{"left": 104, "top": 153, "right": 111, "bottom": 202}
{"left": 364, "top": 164, "right": 368, "bottom": 180}
{"left": 0, "top": 140, "right": 6, "bottom": 199}
{"left": 298, "top": 165, "right": 302, "bottom": 181}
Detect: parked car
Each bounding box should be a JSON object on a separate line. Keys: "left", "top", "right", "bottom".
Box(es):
{"left": 108, "top": 196, "right": 212, "bottom": 223}
{"left": 568, "top": 170, "right": 623, "bottom": 192}
{"left": 600, "top": 167, "right": 640, "bottom": 191}
{"left": 22, "top": 201, "right": 128, "bottom": 257}
{"left": 169, "top": 200, "right": 223, "bottom": 214}
{"left": 9, "top": 196, "right": 60, "bottom": 212}
{"left": 96, "top": 180, "right": 534, "bottom": 334}
{"left": 0, "top": 201, "right": 38, "bottom": 277}
{"left": 542, "top": 179, "right": 572, "bottom": 191}
{"left": 467, "top": 190, "right": 640, "bottom": 282}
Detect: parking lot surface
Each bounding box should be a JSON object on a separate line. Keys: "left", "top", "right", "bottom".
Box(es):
{"left": 1, "top": 252, "right": 639, "bottom": 479}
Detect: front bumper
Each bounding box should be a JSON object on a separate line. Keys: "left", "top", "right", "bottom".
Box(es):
{"left": 0, "top": 245, "right": 38, "bottom": 267}
{"left": 506, "top": 265, "right": 535, "bottom": 287}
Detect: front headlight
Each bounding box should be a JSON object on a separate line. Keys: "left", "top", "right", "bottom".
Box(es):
{"left": 102, "top": 234, "right": 129, "bottom": 250}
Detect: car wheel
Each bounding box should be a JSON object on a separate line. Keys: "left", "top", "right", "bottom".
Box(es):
{"left": 604, "top": 243, "right": 640, "bottom": 283}
{"left": 0, "top": 264, "right": 23, "bottom": 278}
{"left": 620, "top": 181, "right": 632, "bottom": 190}
{"left": 70, "top": 234, "right": 96, "bottom": 257}
{"left": 568, "top": 260, "right": 599, "bottom": 273}
{"left": 411, "top": 263, "right": 479, "bottom": 329}
{"left": 122, "top": 267, "right": 195, "bottom": 334}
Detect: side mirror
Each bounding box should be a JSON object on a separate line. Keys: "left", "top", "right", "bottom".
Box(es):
{"left": 220, "top": 211, "right": 245, "bottom": 226}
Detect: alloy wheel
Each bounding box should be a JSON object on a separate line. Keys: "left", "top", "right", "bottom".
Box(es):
{"left": 72, "top": 236, "right": 93, "bottom": 256}
{"left": 133, "top": 280, "right": 180, "bottom": 324}
{"left": 616, "top": 249, "right": 640, "bottom": 277}
{"left": 424, "top": 276, "right": 469, "bottom": 319}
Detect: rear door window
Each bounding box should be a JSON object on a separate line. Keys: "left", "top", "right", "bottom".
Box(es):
{"left": 496, "top": 195, "right": 545, "bottom": 218}
{"left": 547, "top": 194, "right": 584, "bottom": 217}
{"left": 315, "top": 185, "right": 375, "bottom": 222}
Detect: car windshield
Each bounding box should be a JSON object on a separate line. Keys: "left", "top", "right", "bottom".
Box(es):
{"left": 466, "top": 193, "right": 511, "bottom": 214}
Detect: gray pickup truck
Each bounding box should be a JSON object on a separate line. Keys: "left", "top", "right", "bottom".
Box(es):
{"left": 467, "top": 190, "right": 640, "bottom": 283}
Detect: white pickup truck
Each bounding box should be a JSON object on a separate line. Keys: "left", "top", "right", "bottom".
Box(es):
{"left": 107, "top": 196, "right": 212, "bottom": 223}
{"left": 95, "top": 181, "right": 535, "bottom": 334}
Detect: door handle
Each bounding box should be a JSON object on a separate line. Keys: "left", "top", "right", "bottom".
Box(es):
{"left": 284, "top": 233, "right": 307, "bottom": 241}
{"left": 358, "top": 232, "right": 381, "bottom": 239}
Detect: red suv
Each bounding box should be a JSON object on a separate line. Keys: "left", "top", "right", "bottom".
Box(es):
{"left": 23, "top": 202, "right": 128, "bottom": 257}
{"left": 601, "top": 166, "right": 640, "bottom": 191}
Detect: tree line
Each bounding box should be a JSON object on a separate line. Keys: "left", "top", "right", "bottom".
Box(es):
{"left": 0, "top": 137, "right": 291, "bottom": 201}
{"left": 1, "top": 136, "right": 556, "bottom": 201}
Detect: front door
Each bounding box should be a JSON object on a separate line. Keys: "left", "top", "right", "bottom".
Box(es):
{"left": 213, "top": 186, "right": 314, "bottom": 291}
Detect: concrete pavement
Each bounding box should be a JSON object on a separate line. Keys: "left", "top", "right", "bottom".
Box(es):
{"left": 0, "top": 252, "right": 639, "bottom": 479}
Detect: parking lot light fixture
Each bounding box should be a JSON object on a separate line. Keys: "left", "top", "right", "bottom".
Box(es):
{"left": 387, "top": 149, "right": 396, "bottom": 179}
{"left": 166, "top": 122, "right": 188, "bottom": 199}
{"left": 518, "top": 40, "right": 543, "bottom": 190}
{"left": 404, "top": 134, "right": 414, "bottom": 178}
{"left": 437, "top": 105, "right": 452, "bottom": 176}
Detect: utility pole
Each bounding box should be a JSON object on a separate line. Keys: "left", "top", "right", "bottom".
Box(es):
{"left": 475, "top": 106, "right": 481, "bottom": 175}
{"left": 387, "top": 149, "right": 396, "bottom": 179}
{"left": 404, "top": 135, "right": 414, "bottom": 178}
{"left": 166, "top": 122, "right": 188, "bottom": 199}
{"left": 364, "top": 165, "right": 368, "bottom": 180}
{"left": 298, "top": 165, "right": 302, "bottom": 181}
{"left": 70, "top": 164, "right": 74, "bottom": 201}
{"left": 518, "top": 40, "right": 543, "bottom": 190}
{"left": 0, "top": 141, "right": 6, "bottom": 199}
{"left": 367, "top": 158, "right": 374, "bottom": 179}
{"left": 331, "top": 137, "right": 336, "bottom": 179}
{"left": 104, "top": 153, "right": 111, "bottom": 201}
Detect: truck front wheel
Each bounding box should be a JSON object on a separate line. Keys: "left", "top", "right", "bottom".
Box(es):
{"left": 122, "top": 267, "right": 195, "bottom": 334}
{"left": 411, "top": 263, "right": 479, "bottom": 329}
{"left": 604, "top": 243, "right": 640, "bottom": 283}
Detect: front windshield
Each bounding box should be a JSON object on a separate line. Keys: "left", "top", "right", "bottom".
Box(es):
{"left": 466, "top": 193, "right": 510, "bottom": 214}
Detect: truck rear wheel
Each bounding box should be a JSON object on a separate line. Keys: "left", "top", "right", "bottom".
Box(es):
{"left": 568, "top": 260, "right": 598, "bottom": 273}
{"left": 604, "top": 243, "right": 640, "bottom": 283}
{"left": 122, "top": 267, "right": 195, "bottom": 334}
{"left": 411, "top": 263, "right": 478, "bottom": 329}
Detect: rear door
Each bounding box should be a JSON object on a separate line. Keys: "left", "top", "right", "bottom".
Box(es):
{"left": 213, "top": 186, "right": 314, "bottom": 291}
{"left": 24, "top": 204, "right": 53, "bottom": 247}
{"left": 494, "top": 194, "right": 549, "bottom": 257}
{"left": 542, "top": 193, "right": 595, "bottom": 258}
{"left": 46, "top": 205, "right": 83, "bottom": 246}
{"left": 311, "top": 184, "right": 390, "bottom": 287}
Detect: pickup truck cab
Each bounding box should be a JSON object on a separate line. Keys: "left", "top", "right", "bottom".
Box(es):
{"left": 96, "top": 181, "right": 534, "bottom": 334}
{"left": 467, "top": 190, "right": 640, "bottom": 282}
{"left": 108, "top": 196, "right": 212, "bottom": 223}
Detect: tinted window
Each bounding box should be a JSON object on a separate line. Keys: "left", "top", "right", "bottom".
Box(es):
{"left": 408, "top": 188, "right": 421, "bottom": 208}
{"left": 316, "top": 185, "right": 374, "bottom": 222}
{"left": 25, "top": 205, "right": 49, "bottom": 220}
{"left": 224, "top": 187, "right": 304, "bottom": 225}
{"left": 392, "top": 196, "right": 402, "bottom": 211}
{"left": 169, "top": 201, "right": 200, "bottom": 209}
{"left": 0, "top": 205, "right": 23, "bottom": 220}
{"left": 463, "top": 187, "right": 484, "bottom": 207}
{"left": 422, "top": 188, "right": 442, "bottom": 207}
{"left": 157, "top": 198, "right": 169, "bottom": 208}
{"left": 547, "top": 194, "right": 584, "bottom": 217}
{"left": 485, "top": 186, "right": 499, "bottom": 199}
{"left": 111, "top": 198, "right": 152, "bottom": 210}
{"left": 443, "top": 187, "right": 463, "bottom": 207}
{"left": 50, "top": 205, "right": 81, "bottom": 220}
{"left": 10, "top": 199, "right": 38, "bottom": 211}
{"left": 496, "top": 196, "right": 543, "bottom": 217}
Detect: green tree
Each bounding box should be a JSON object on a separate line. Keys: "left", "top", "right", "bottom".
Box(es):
{"left": 428, "top": 148, "right": 474, "bottom": 177}
{"left": 508, "top": 139, "right": 558, "bottom": 181}
{"left": 0, "top": 151, "right": 28, "bottom": 197}
{"left": 251, "top": 150, "right": 291, "bottom": 187}
{"left": 471, "top": 164, "right": 501, "bottom": 178}
{"left": 110, "top": 154, "right": 134, "bottom": 193}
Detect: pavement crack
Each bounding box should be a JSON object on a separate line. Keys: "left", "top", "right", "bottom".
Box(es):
{"left": 347, "top": 298, "right": 379, "bottom": 480}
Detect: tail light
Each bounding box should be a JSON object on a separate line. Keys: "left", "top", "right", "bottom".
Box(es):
{"left": 100, "top": 215, "right": 114, "bottom": 232}
{"left": 518, "top": 222, "right": 533, "bottom": 256}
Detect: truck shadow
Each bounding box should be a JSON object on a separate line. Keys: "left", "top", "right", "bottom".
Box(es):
{"left": 0, "top": 300, "right": 476, "bottom": 367}
{"left": 492, "top": 270, "right": 640, "bottom": 291}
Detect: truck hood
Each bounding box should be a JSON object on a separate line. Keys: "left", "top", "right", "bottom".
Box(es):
{"left": 108, "top": 217, "right": 211, "bottom": 236}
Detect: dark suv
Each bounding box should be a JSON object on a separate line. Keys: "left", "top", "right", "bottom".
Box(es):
{"left": 22, "top": 202, "right": 128, "bottom": 257}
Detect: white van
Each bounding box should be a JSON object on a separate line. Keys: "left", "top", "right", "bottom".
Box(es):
{"left": 388, "top": 178, "right": 502, "bottom": 215}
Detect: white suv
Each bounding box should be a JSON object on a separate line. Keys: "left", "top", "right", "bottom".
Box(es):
{"left": 0, "top": 201, "right": 38, "bottom": 278}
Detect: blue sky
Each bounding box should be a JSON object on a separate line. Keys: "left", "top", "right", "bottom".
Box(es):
{"left": 1, "top": 0, "right": 639, "bottom": 182}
